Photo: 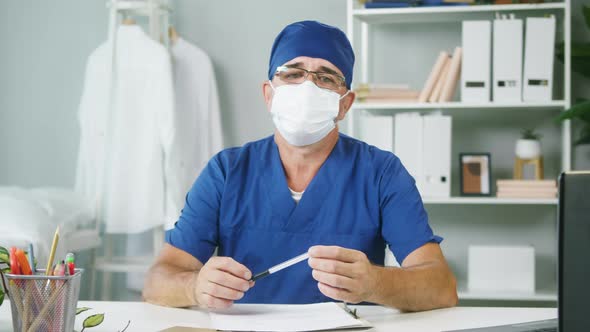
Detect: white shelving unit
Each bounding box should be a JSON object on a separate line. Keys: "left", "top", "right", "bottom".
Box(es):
{"left": 351, "top": 2, "right": 567, "bottom": 24}
{"left": 458, "top": 287, "right": 557, "bottom": 301}
{"left": 423, "top": 197, "right": 558, "bottom": 205}
{"left": 352, "top": 100, "right": 567, "bottom": 111}
{"left": 346, "top": 0, "right": 571, "bottom": 303}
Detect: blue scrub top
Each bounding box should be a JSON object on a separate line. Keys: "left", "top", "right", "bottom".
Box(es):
{"left": 166, "top": 133, "right": 442, "bottom": 304}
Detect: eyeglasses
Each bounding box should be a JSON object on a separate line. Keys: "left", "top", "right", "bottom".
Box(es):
{"left": 274, "top": 66, "right": 346, "bottom": 91}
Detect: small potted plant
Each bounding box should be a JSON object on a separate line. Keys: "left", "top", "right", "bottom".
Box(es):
{"left": 515, "top": 129, "right": 542, "bottom": 160}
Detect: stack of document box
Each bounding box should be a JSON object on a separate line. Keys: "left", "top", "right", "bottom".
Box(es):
{"left": 394, "top": 113, "right": 452, "bottom": 198}
{"left": 358, "top": 111, "right": 394, "bottom": 152}
{"left": 359, "top": 112, "right": 453, "bottom": 199}
{"left": 460, "top": 15, "right": 556, "bottom": 103}
{"left": 496, "top": 179, "right": 557, "bottom": 199}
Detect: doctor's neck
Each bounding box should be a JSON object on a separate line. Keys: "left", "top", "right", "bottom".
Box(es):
{"left": 275, "top": 128, "right": 339, "bottom": 191}
{"left": 275, "top": 127, "right": 339, "bottom": 162}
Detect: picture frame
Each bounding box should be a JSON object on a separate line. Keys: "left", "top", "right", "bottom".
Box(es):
{"left": 459, "top": 153, "right": 492, "bottom": 196}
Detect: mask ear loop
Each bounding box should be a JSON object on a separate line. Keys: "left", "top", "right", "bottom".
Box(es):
{"left": 339, "top": 89, "right": 351, "bottom": 100}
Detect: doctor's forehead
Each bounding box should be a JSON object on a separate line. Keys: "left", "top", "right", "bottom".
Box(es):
{"left": 282, "top": 56, "right": 343, "bottom": 76}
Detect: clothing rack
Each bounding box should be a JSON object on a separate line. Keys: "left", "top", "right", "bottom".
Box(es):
{"left": 91, "top": 0, "right": 173, "bottom": 301}
{"left": 107, "top": 0, "right": 172, "bottom": 47}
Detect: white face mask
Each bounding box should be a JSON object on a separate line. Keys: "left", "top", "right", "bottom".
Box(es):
{"left": 270, "top": 80, "right": 349, "bottom": 147}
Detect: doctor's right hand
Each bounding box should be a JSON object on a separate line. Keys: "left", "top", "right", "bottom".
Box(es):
{"left": 193, "top": 256, "right": 254, "bottom": 309}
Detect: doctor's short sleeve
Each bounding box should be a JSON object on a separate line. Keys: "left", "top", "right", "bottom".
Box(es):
{"left": 379, "top": 156, "right": 442, "bottom": 265}
{"left": 165, "top": 153, "right": 225, "bottom": 264}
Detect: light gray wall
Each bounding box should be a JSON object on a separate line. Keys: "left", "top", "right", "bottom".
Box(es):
{"left": 0, "top": 1, "right": 107, "bottom": 187}
{"left": 172, "top": 0, "right": 346, "bottom": 146}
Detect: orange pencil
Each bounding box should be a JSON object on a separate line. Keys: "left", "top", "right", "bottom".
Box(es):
{"left": 14, "top": 249, "right": 32, "bottom": 275}
{"left": 9, "top": 247, "right": 21, "bottom": 275}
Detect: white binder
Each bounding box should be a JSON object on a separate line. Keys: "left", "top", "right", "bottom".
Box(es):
{"left": 493, "top": 18, "right": 523, "bottom": 102}
{"left": 523, "top": 16, "right": 556, "bottom": 102}
{"left": 422, "top": 114, "right": 452, "bottom": 198}
{"left": 358, "top": 111, "right": 393, "bottom": 152}
{"left": 394, "top": 113, "right": 424, "bottom": 193}
{"left": 461, "top": 20, "right": 491, "bottom": 102}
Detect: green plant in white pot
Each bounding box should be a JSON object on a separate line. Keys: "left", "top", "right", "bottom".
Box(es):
{"left": 516, "top": 129, "right": 542, "bottom": 160}
{"left": 555, "top": 4, "right": 590, "bottom": 168}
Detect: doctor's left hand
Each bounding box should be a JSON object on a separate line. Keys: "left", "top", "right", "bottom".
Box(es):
{"left": 308, "top": 245, "right": 378, "bottom": 304}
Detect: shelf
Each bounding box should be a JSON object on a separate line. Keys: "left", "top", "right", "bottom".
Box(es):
{"left": 94, "top": 256, "right": 153, "bottom": 273}
{"left": 423, "top": 197, "right": 558, "bottom": 205}
{"left": 458, "top": 288, "right": 557, "bottom": 301}
{"left": 352, "top": 100, "right": 567, "bottom": 112}
{"left": 353, "top": 2, "right": 566, "bottom": 24}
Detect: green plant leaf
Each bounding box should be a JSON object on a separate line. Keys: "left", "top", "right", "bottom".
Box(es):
{"left": 83, "top": 313, "right": 105, "bottom": 329}
{"left": 584, "top": 4, "right": 590, "bottom": 30}
{"left": 557, "top": 100, "right": 590, "bottom": 122}
{"left": 0, "top": 246, "right": 9, "bottom": 265}
{"left": 76, "top": 307, "right": 91, "bottom": 315}
{"left": 555, "top": 42, "right": 590, "bottom": 79}
{"left": 521, "top": 128, "right": 541, "bottom": 140}
{"left": 0, "top": 287, "right": 4, "bottom": 307}
{"left": 574, "top": 125, "right": 590, "bottom": 145}
{"left": 572, "top": 57, "right": 590, "bottom": 79}
{"left": 556, "top": 41, "right": 564, "bottom": 63}
{"left": 571, "top": 42, "right": 590, "bottom": 57}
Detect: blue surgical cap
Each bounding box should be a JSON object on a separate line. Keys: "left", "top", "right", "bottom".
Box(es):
{"left": 268, "top": 20, "right": 355, "bottom": 89}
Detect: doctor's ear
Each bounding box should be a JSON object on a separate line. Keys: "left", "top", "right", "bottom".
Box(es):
{"left": 262, "top": 81, "right": 274, "bottom": 112}
{"left": 337, "top": 90, "right": 355, "bottom": 121}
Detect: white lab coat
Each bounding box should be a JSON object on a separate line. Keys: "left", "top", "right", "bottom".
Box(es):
{"left": 75, "top": 25, "right": 180, "bottom": 234}
{"left": 170, "top": 37, "right": 223, "bottom": 209}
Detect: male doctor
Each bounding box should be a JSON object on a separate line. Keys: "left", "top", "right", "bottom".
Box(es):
{"left": 144, "top": 20, "right": 458, "bottom": 311}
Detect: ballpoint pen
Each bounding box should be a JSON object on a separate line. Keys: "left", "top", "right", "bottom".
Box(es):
{"left": 250, "top": 252, "right": 310, "bottom": 282}
{"left": 28, "top": 243, "right": 36, "bottom": 274}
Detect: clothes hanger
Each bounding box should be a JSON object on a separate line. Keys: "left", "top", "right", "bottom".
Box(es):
{"left": 168, "top": 26, "right": 179, "bottom": 45}
{"left": 121, "top": 12, "right": 136, "bottom": 25}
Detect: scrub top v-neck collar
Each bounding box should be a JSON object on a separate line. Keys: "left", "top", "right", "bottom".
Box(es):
{"left": 262, "top": 136, "right": 340, "bottom": 233}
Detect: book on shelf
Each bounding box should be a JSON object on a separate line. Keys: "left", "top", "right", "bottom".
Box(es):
{"left": 355, "top": 83, "right": 420, "bottom": 102}
{"left": 429, "top": 55, "right": 451, "bottom": 102}
{"left": 439, "top": 46, "right": 462, "bottom": 102}
{"left": 362, "top": 0, "right": 421, "bottom": 8}
{"left": 443, "top": 0, "right": 475, "bottom": 3}
{"left": 361, "top": 97, "right": 419, "bottom": 103}
{"left": 357, "top": 88, "right": 419, "bottom": 99}
{"left": 496, "top": 179, "right": 557, "bottom": 198}
{"left": 497, "top": 187, "right": 558, "bottom": 195}
{"left": 419, "top": 51, "right": 449, "bottom": 103}
{"left": 496, "top": 191, "right": 557, "bottom": 199}
{"left": 364, "top": 2, "right": 414, "bottom": 8}
{"left": 496, "top": 179, "right": 557, "bottom": 188}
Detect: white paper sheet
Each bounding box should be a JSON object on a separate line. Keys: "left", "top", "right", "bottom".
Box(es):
{"left": 209, "top": 302, "right": 370, "bottom": 332}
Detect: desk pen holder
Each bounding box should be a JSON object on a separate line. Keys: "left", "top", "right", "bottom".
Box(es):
{"left": 3, "top": 269, "right": 83, "bottom": 332}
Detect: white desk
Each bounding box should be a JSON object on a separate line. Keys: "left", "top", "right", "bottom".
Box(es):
{"left": 0, "top": 301, "right": 556, "bottom": 332}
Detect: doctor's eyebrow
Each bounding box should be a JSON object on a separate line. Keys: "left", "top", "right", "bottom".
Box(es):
{"left": 285, "top": 62, "right": 304, "bottom": 69}
{"left": 284, "top": 62, "right": 342, "bottom": 76}
{"left": 318, "top": 66, "right": 341, "bottom": 76}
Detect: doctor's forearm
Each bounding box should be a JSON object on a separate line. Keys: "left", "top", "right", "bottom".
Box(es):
{"left": 143, "top": 263, "right": 200, "bottom": 307}
{"left": 368, "top": 262, "right": 458, "bottom": 311}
